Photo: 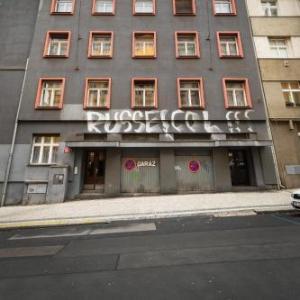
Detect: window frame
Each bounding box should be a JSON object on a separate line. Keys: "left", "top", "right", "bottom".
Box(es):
{"left": 268, "top": 37, "right": 289, "bottom": 58}
{"left": 132, "top": 31, "right": 157, "bottom": 59}
{"left": 30, "top": 135, "right": 60, "bottom": 165}
{"left": 50, "top": 0, "right": 75, "bottom": 15}
{"left": 281, "top": 81, "right": 300, "bottom": 108}
{"left": 213, "top": 0, "right": 237, "bottom": 16}
{"left": 133, "top": 0, "right": 156, "bottom": 15}
{"left": 175, "top": 31, "right": 200, "bottom": 59}
{"left": 222, "top": 78, "right": 253, "bottom": 109}
{"left": 92, "top": 0, "right": 116, "bottom": 16}
{"left": 261, "top": 0, "right": 278, "bottom": 16}
{"left": 35, "top": 78, "right": 66, "bottom": 110}
{"left": 177, "top": 78, "right": 205, "bottom": 109}
{"left": 88, "top": 31, "right": 114, "bottom": 58}
{"left": 43, "top": 31, "right": 71, "bottom": 58}
{"left": 131, "top": 78, "right": 158, "bottom": 109}
{"left": 217, "top": 31, "right": 243, "bottom": 58}
{"left": 173, "top": 0, "right": 196, "bottom": 15}
{"left": 84, "top": 78, "right": 112, "bottom": 110}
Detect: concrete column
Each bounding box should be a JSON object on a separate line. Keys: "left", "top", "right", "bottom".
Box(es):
{"left": 259, "top": 147, "right": 278, "bottom": 186}
{"left": 160, "top": 149, "right": 177, "bottom": 194}
{"left": 251, "top": 148, "right": 265, "bottom": 187}
{"left": 105, "top": 149, "right": 121, "bottom": 196}
{"left": 212, "top": 148, "right": 232, "bottom": 192}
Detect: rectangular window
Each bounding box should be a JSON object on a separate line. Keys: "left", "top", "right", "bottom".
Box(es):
{"left": 88, "top": 32, "right": 113, "bottom": 58}
{"left": 84, "top": 78, "right": 111, "bottom": 109}
{"left": 282, "top": 82, "right": 300, "bottom": 107}
{"left": 217, "top": 32, "right": 243, "bottom": 58}
{"left": 133, "top": 32, "right": 156, "bottom": 58}
{"left": 173, "top": 0, "right": 196, "bottom": 15}
{"left": 51, "top": 0, "right": 75, "bottom": 14}
{"left": 223, "top": 78, "right": 252, "bottom": 108}
{"left": 35, "top": 78, "right": 65, "bottom": 109}
{"left": 175, "top": 32, "right": 200, "bottom": 58}
{"left": 30, "top": 136, "right": 60, "bottom": 165}
{"left": 44, "top": 31, "right": 71, "bottom": 58}
{"left": 133, "top": 0, "right": 155, "bottom": 15}
{"left": 132, "top": 78, "right": 158, "bottom": 108}
{"left": 92, "top": 0, "right": 115, "bottom": 15}
{"left": 213, "top": 0, "right": 236, "bottom": 15}
{"left": 177, "top": 78, "right": 205, "bottom": 109}
{"left": 261, "top": 0, "right": 277, "bottom": 16}
{"left": 269, "top": 38, "right": 289, "bottom": 58}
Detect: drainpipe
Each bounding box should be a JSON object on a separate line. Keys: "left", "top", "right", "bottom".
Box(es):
{"left": 1, "top": 58, "right": 29, "bottom": 207}
{"left": 244, "top": 3, "right": 281, "bottom": 190}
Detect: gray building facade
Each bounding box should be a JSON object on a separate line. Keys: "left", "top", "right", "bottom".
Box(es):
{"left": 1, "top": 0, "right": 278, "bottom": 205}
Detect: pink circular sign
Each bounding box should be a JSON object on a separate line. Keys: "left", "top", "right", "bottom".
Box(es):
{"left": 189, "top": 160, "right": 201, "bottom": 173}
{"left": 124, "top": 159, "right": 136, "bottom": 171}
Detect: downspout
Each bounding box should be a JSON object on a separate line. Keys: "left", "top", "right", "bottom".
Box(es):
{"left": 244, "top": 1, "right": 281, "bottom": 190}
{"left": 1, "top": 58, "right": 29, "bottom": 207}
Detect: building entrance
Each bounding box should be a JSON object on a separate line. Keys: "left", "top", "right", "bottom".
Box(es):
{"left": 229, "top": 150, "right": 250, "bottom": 186}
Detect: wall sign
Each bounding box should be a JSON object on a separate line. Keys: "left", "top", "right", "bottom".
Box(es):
{"left": 124, "top": 159, "right": 136, "bottom": 171}
{"left": 189, "top": 160, "right": 201, "bottom": 173}
{"left": 124, "top": 159, "right": 158, "bottom": 171}
{"left": 137, "top": 161, "right": 157, "bottom": 168}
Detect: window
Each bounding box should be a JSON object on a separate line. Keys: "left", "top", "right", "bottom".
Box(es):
{"left": 51, "top": 0, "right": 75, "bottom": 14}
{"left": 213, "top": 0, "right": 236, "bottom": 15}
{"left": 177, "top": 78, "right": 205, "bottom": 109}
{"left": 282, "top": 82, "right": 300, "bottom": 107}
{"left": 217, "top": 32, "right": 243, "bottom": 58}
{"left": 261, "top": 0, "right": 277, "bottom": 16}
{"left": 88, "top": 32, "right": 113, "bottom": 58}
{"left": 223, "top": 78, "right": 252, "bottom": 108}
{"left": 175, "top": 32, "right": 200, "bottom": 58}
{"left": 133, "top": 32, "right": 156, "bottom": 58}
{"left": 30, "top": 136, "right": 59, "bottom": 165}
{"left": 133, "top": 0, "right": 155, "bottom": 15}
{"left": 44, "top": 31, "right": 71, "bottom": 57}
{"left": 173, "top": 0, "right": 196, "bottom": 15}
{"left": 92, "top": 0, "right": 115, "bottom": 15}
{"left": 269, "top": 38, "right": 289, "bottom": 58}
{"left": 35, "top": 78, "right": 65, "bottom": 109}
{"left": 84, "top": 78, "right": 111, "bottom": 109}
{"left": 132, "top": 78, "right": 158, "bottom": 108}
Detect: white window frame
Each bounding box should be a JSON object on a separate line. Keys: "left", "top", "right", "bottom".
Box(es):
{"left": 269, "top": 38, "right": 289, "bottom": 58}
{"left": 282, "top": 82, "right": 300, "bottom": 107}
{"left": 95, "top": 0, "right": 113, "bottom": 13}
{"left": 220, "top": 36, "right": 238, "bottom": 56}
{"left": 179, "top": 81, "right": 201, "bottom": 107}
{"left": 48, "top": 36, "right": 68, "bottom": 56}
{"left": 135, "top": 0, "right": 154, "bottom": 14}
{"left": 55, "top": 0, "right": 73, "bottom": 13}
{"left": 177, "top": 35, "right": 197, "bottom": 56}
{"left": 226, "top": 82, "right": 247, "bottom": 107}
{"left": 30, "top": 136, "right": 59, "bottom": 165}
{"left": 134, "top": 82, "right": 155, "bottom": 107}
{"left": 91, "top": 34, "right": 112, "bottom": 56}
{"left": 261, "top": 0, "right": 278, "bottom": 16}
{"left": 215, "top": 0, "right": 232, "bottom": 14}
{"left": 40, "top": 81, "right": 63, "bottom": 107}
{"left": 87, "top": 81, "right": 109, "bottom": 107}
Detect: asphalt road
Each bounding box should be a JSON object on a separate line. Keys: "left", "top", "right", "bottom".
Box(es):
{"left": 0, "top": 211, "right": 300, "bottom": 300}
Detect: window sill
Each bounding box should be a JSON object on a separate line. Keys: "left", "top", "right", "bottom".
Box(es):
{"left": 84, "top": 106, "right": 110, "bottom": 110}
{"left": 179, "top": 106, "right": 205, "bottom": 110}
{"left": 176, "top": 55, "right": 200, "bottom": 59}
{"left": 174, "top": 13, "right": 196, "bottom": 16}
{"left": 50, "top": 12, "right": 74, "bottom": 16}
{"left": 43, "top": 55, "right": 69, "bottom": 58}
{"left": 133, "top": 55, "right": 156, "bottom": 59}
{"left": 226, "top": 106, "right": 252, "bottom": 110}
{"left": 220, "top": 55, "right": 243, "bottom": 59}
{"left": 88, "top": 55, "right": 113, "bottom": 59}
{"left": 132, "top": 106, "right": 157, "bottom": 110}
{"left": 214, "top": 13, "right": 236, "bottom": 16}
{"left": 92, "top": 12, "right": 115, "bottom": 16}
{"left": 35, "top": 106, "right": 63, "bottom": 110}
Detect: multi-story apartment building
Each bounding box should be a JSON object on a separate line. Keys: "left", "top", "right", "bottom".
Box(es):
{"left": 246, "top": 0, "right": 300, "bottom": 188}
{"left": 1, "top": 0, "right": 278, "bottom": 206}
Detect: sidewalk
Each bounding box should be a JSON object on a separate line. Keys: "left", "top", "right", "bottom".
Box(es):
{"left": 0, "top": 190, "right": 294, "bottom": 229}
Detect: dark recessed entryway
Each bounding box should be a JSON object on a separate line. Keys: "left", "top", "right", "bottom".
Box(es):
{"left": 229, "top": 150, "right": 250, "bottom": 186}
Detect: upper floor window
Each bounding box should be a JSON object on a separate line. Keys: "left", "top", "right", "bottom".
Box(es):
{"left": 44, "top": 31, "right": 71, "bottom": 58}
{"left": 175, "top": 32, "right": 200, "bottom": 58}
{"left": 35, "top": 78, "right": 65, "bottom": 109}
{"left": 223, "top": 78, "right": 252, "bottom": 108}
{"left": 269, "top": 38, "right": 289, "bottom": 58}
{"left": 92, "top": 0, "right": 115, "bottom": 15}
{"left": 261, "top": 0, "right": 278, "bottom": 16}
{"left": 282, "top": 82, "right": 300, "bottom": 107}
{"left": 84, "top": 78, "right": 111, "bottom": 109}
{"left": 213, "top": 0, "right": 236, "bottom": 15}
{"left": 133, "top": 0, "right": 155, "bottom": 15}
{"left": 133, "top": 32, "right": 156, "bottom": 58}
{"left": 88, "top": 32, "right": 113, "bottom": 58}
{"left": 217, "top": 32, "right": 243, "bottom": 58}
{"left": 51, "top": 0, "right": 75, "bottom": 14}
{"left": 177, "top": 78, "right": 205, "bottom": 109}
{"left": 30, "top": 136, "right": 60, "bottom": 165}
{"left": 173, "top": 0, "right": 196, "bottom": 15}
{"left": 132, "top": 78, "right": 158, "bottom": 108}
